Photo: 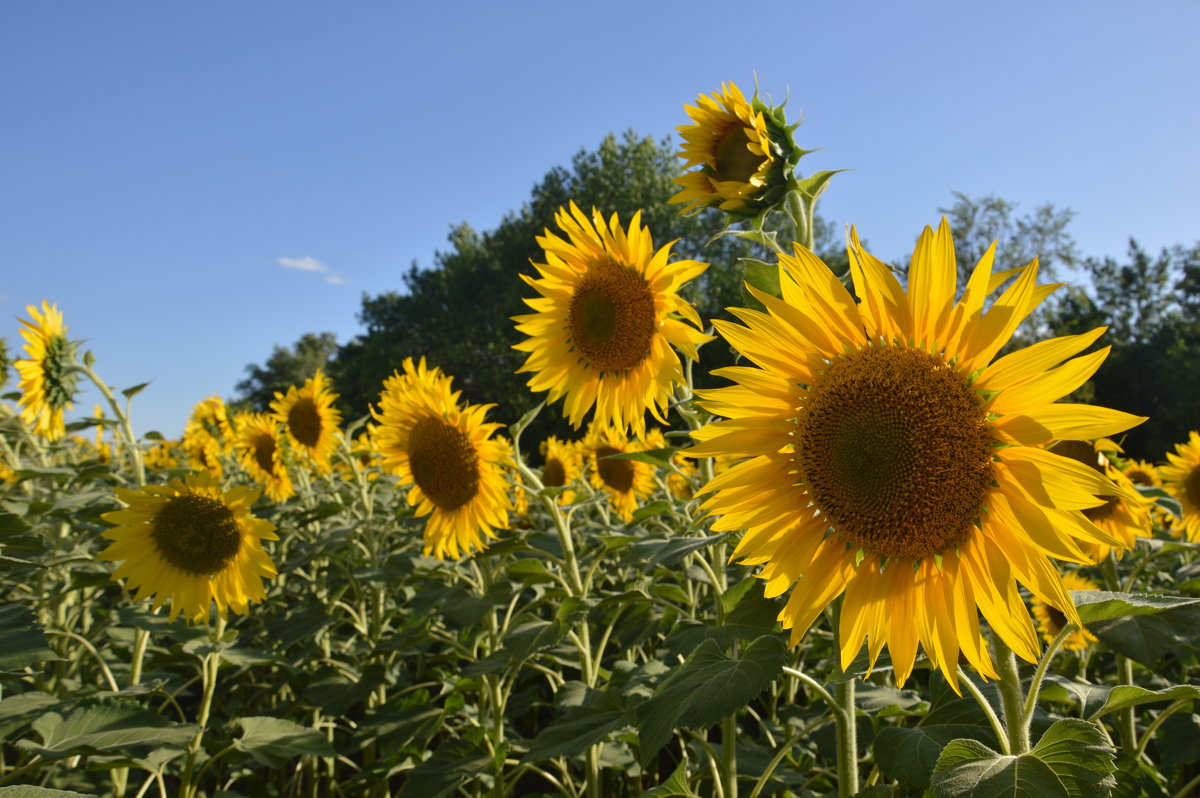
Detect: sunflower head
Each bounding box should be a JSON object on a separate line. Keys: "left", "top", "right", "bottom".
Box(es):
{"left": 100, "top": 472, "right": 279, "bottom": 622}
{"left": 1048, "top": 439, "right": 1152, "bottom": 561}
{"left": 584, "top": 423, "right": 657, "bottom": 523}
{"left": 539, "top": 435, "right": 584, "bottom": 506}
{"left": 373, "top": 357, "right": 511, "bottom": 559}
{"left": 1161, "top": 430, "right": 1200, "bottom": 543}
{"left": 14, "top": 301, "right": 81, "bottom": 441}
{"left": 270, "top": 370, "right": 343, "bottom": 473}
{"left": 690, "top": 220, "right": 1145, "bottom": 689}
{"left": 514, "top": 203, "right": 710, "bottom": 437}
{"left": 1032, "top": 571, "right": 1100, "bottom": 651}
{"left": 670, "top": 82, "right": 804, "bottom": 218}
{"left": 234, "top": 412, "right": 295, "bottom": 502}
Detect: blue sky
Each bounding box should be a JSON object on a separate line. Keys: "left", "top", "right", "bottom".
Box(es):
{"left": 2, "top": 1, "right": 1197, "bottom": 437}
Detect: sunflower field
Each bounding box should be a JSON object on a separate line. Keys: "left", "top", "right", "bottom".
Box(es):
{"left": 2, "top": 81, "right": 1199, "bottom": 798}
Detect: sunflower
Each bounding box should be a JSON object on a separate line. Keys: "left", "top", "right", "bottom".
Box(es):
{"left": 14, "top": 301, "right": 80, "bottom": 441}
{"left": 271, "top": 370, "right": 342, "bottom": 473}
{"left": 1032, "top": 571, "right": 1100, "bottom": 651}
{"left": 670, "top": 82, "right": 800, "bottom": 216}
{"left": 1047, "top": 440, "right": 1152, "bottom": 562}
{"left": 1161, "top": 431, "right": 1200, "bottom": 542}
{"left": 143, "top": 440, "right": 182, "bottom": 471}
{"left": 373, "top": 357, "right": 511, "bottom": 559}
{"left": 540, "top": 435, "right": 583, "bottom": 506}
{"left": 234, "top": 412, "right": 295, "bottom": 502}
{"left": 99, "top": 472, "right": 278, "bottom": 622}
{"left": 689, "top": 221, "right": 1144, "bottom": 689}
{"left": 584, "top": 424, "right": 657, "bottom": 523}
{"left": 513, "top": 203, "right": 710, "bottom": 437}
{"left": 1122, "top": 458, "right": 1161, "bottom": 490}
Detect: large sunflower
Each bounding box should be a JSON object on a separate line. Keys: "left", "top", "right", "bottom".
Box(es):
{"left": 1161, "top": 431, "right": 1200, "bottom": 542}
{"left": 233, "top": 412, "right": 295, "bottom": 502}
{"left": 1031, "top": 571, "right": 1099, "bottom": 651}
{"left": 671, "top": 82, "right": 782, "bottom": 215}
{"left": 374, "top": 357, "right": 511, "bottom": 559}
{"left": 14, "top": 301, "right": 80, "bottom": 441}
{"left": 99, "top": 472, "right": 278, "bottom": 622}
{"left": 584, "top": 424, "right": 658, "bottom": 523}
{"left": 689, "top": 221, "right": 1144, "bottom": 688}
{"left": 271, "top": 370, "right": 342, "bottom": 473}
{"left": 514, "top": 203, "right": 710, "bottom": 437}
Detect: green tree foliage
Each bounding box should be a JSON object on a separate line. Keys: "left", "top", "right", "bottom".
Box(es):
{"left": 232, "top": 332, "right": 338, "bottom": 412}
{"left": 938, "top": 192, "right": 1080, "bottom": 285}
{"left": 1047, "top": 240, "right": 1200, "bottom": 459}
{"left": 328, "top": 131, "right": 774, "bottom": 437}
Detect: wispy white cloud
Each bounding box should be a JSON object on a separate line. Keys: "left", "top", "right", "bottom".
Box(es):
{"left": 277, "top": 256, "right": 329, "bottom": 273}
{"left": 277, "top": 255, "right": 349, "bottom": 286}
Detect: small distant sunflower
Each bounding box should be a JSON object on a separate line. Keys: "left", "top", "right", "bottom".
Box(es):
{"left": 540, "top": 435, "right": 583, "bottom": 506}
{"left": 1161, "top": 431, "right": 1200, "bottom": 542}
{"left": 144, "top": 440, "right": 181, "bottom": 471}
{"left": 234, "top": 412, "right": 294, "bottom": 502}
{"left": 1049, "top": 440, "right": 1152, "bottom": 562}
{"left": 374, "top": 358, "right": 511, "bottom": 559}
{"left": 584, "top": 424, "right": 657, "bottom": 523}
{"left": 690, "top": 221, "right": 1144, "bottom": 689}
{"left": 670, "top": 82, "right": 800, "bottom": 216}
{"left": 271, "top": 370, "right": 342, "bottom": 473}
{"left": 1032, "top": 571, "right": 1099, "bottom": 651}
{"left": 1122, "top": 458, "right": 1161, "bottom": 490}
{"left": 99, "top": 472, "right": 278, "bottom": 623}
{"left": 14, "top": 301, "right": 81, "bottom": 441}
{"left": 514, "top": 203, "right": 710, "bottom": 437}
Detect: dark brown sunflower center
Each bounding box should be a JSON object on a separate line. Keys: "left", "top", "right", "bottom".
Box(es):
{"left": 1049, "top": 441, "right": 1118, "bottom": 522}
{"left": 408, "top": 416, "right": 480, "bottom": 512}
{"left": 1125, "top": 467, "right": 1154, "bottom": 487}
{"left": 795, "top": 345, "right": 995, "bottom": 561}
{"left": 151, "top": 494, "right": 242, "bottom": 576}
{"left": 252, "top": 433, "right": 276, "bottom": 474}
{"left": 1185, "top": 465, "right": 1200, "bottom": 511}
{"left": 595, "top": 446, "right": 635, "bottom": 494}
{"left": 287, "top": 396, "right": 323, "bottom": 447}
{"left": 712, "top": 124, "right": 763, "bottom": 185}
{"left": 43, "top": 334, "right": 82, "bottom": 409}
{"left": 568, "top": 262, "right": 656, "bottom": 372}
{"left": 543, "top": 457, "right": 567, "bottom": 488}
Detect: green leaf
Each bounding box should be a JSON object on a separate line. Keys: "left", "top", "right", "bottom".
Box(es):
{"left": 0, "top": 604, "right": 61, "bottom": 675}
{"left": 631, "top": 533, "right": 728, "bottom": 568}
{"left": 795, "top": 169, "right": 846, "bottom": 202}
{"left": 632, "top": 500, "right": 674, "bottom": 523}
{"left": 398, "top": 732, "right": 494, "bottom": 798}
{"left": 639, "top": 758, "right": 698, "bottom": 797}
{"left": 1087, "top": 684, "right": 1200, "bottom": 719}
{"left": 635, "top": 635, "right": 786, "bottom": 764}
{"left": 16, "top": 701, "right": 199, "bottom": 760}
{"left": 1072, "top": 590, "right": 1200, "bottom": 623}
{"left": 1031, "top": 719, "right": 1117, "bottom": 797}
{"left": 875, "top": 725, "right": 994, "bottom": 789}
{"left": 523, "top": 690, "right": 628, "bottom": 762}
{"left": 505, "top": 558, "right": 556, "bottom": 585}
{"left": 931, "top": 739, "right": 1068, "bottom": 798}
{"left": 0, "top": 692, "right": 60, "bottom": 741}
{"left": 743, "top": 259, "right": 781, "bottom": 299}
{"left": 232, "top": 716, "right": 335, "bottom": 769}
{"left": 1040, "top": 675, "right": 1112, "bottom": 718}
{"left": 508, "top": 402, "right": 543, "bottom": 442}
{"left": 0, "top": 787, "right": 98, "bottom": 797}
{"left": 121, "top": 381, "right": 151, "bottom": 399}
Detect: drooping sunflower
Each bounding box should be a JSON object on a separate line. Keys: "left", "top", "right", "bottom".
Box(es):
{"left": 514, "top": 203, "right": 710, "bottom": 437}
{"left": 99, "top": 472, "right": 278, "bottom": 622}
{"left": 584, "top": 424, "right": 658, "bottom": 523}
{"left": 689, "top": 221, "right": 1144, "bottom": 689}
{"left": 540, "top": 435, "right": 583, "bottom": 506}
{"left": 374, "top": 357, "right": 511, "bottom": 559}
{"left": 271, "top": 370, "right": 342, "bottom": 473}
{"left": 1161, "top": 431, "right": 1200, "bottom": 543}
{"left": 233, "top": 412, "right": 295, "bottom": 502}
{"left": 14, "top": 301, "right": 81, "bottom": 441}
{"left": 670, "top": 82, "right": 801, "bottom": 217}
{"left": 1031, "top": 571, "right": 1100, "bottom": 651}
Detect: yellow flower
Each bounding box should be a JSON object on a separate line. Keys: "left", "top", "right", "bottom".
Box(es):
{"left": 584, "top": 424, "right": 657, "bottom": 523}
{"left": 689, "top": 220, "right": 1144, "bottom": 689}
{"left": 514, "top": 203, "right": 710, "bottom": 437}
{"left": 1048, "top": 440, "right": 1152, "bottom": 562}
{"left": 100, "top": 472, "right": 278, "bottom": 622}
{"left": 540, "top": 435, "right": 584, "bottom": 506}
{"left": 1032, "top": 572, "right": 1100, "bottom": 651}
{"left": 14, "top": 301, "right": 80, "bottom": 441}
{"left": 1161, "top": 431, "right": 1200, "bottom": 542}
{"left": 144, "top": 440, "right": 181, "bottom": 471}
{"left": 1122, "top": 458, "right": 1161, "bottom": 490}
{"left": 270, "top": 370, "right": 342, "bottom": 473}
{"left": 233, "top": 412, "right": 295, "bottom": 502}
{"left": 373, "top": 357, "right": 511, "bottom": 559}
{"left": 670, "top": 82, "right": 799, "bottom": 216}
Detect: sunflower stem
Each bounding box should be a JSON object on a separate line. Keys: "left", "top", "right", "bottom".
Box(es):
{"left": 958, "top": 667, "right": 1010, "bottom": 756}
{"left": 129, "top": 627, "right": 150, "bottom": 687}
{"left": 829, "top": 601, "right": 858, "bottom": 797}
{"left": 79, "top": 359, "right": 145, "bottom": 487}
{"left": 991, "top": 633, "right": 1031, "bottom": 754}
{"left": 180, "top": 614, "right": 226, "bottom": 798}
{"left": 1021, "top": 621, "right": 1075, "bottom": 728}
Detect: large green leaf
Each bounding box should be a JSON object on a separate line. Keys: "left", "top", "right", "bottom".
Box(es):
{"left": 635, "top": 635, "right": 786, "bottom": 764}
{"left": 0, "top": 788, "right": 97, "bottom": 797}
{"left": 398, "top": 732, "right": 495, "bottom": 798}
{"left": 1031, "top": 719, "right": 1118, "bottom": 796}
{"left": 232, "top": 716, "right": 335, "bottom": 769}
{"left": 1087, "top": 684, "right": 1200, "bottom": 719}
{"left": 875, "top": 724, "right": 994, "bottom": 789}
{"left": 1072, "top": 591, "right": 1200, "bottom": 624}
{"left": 0, "top": 604, "right": 60, "bottom": 675}
{"left": 639, "top": 758, "right": 698, "bottom": 797}
{"left": 16, "top": 701, "right": 198, "bottom": 760}
{"left": 523, "top": 689, "right": 628, "bottom": 762}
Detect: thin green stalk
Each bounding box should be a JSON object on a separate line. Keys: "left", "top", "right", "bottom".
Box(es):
{"left": 958, "top": 667, "right": 1010, "bottom": 755}
{"left": 992, "top": 633, "right": 1031, "bottom": 754}
{"left": 1116, "top": 655, "right": 1138, "bottom": 755}
{"left": 180, "top": 615, "right": 226, "bottom": 798}
{"left": 79, "top": 358, "right": 145, "bottom": 486}
{"left": 129, "top": 627, "right": 150, "bottom": 686}
{"left": 1136, "top": 698, "right": 1193, "bottom": 760}
{"left": 1021, "top": 621, "right": 1075, "bottom": 726}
